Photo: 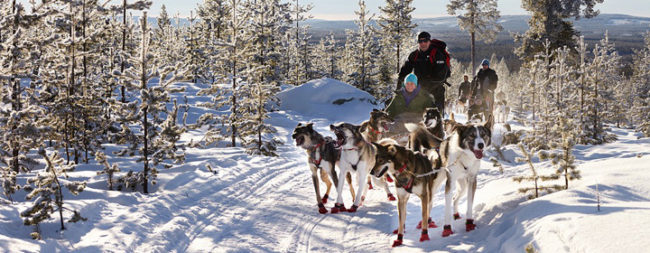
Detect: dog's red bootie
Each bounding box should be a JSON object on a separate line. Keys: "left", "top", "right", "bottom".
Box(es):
{"left": 386, "top": 175, "right": 394, "bottom": 183}
{"left": 392, "top": 234, "right": 403, "bottom": 247}
{"left": 416, "top": 217, "right": 437, "bottom": 229}
{"left": 348, "top": 205, "right": 358, "bottom": 213}
{"left": 442, "top": 225, "right": 453, "bottom": 237}
{"left": 420, "top": 230, "right": 430, "bottom": 242}
{"left": 321, "top": 194, "right": 329, "bottom": 204}
{"left": 453, "top": 212, "right": 461, "bottom": 220}
{"left": 368, "top": 182, "right": 373, "bottom": 190}
{"left": 466, "top": 219, "right": 476, "bottom": 232}
{"left": 318, "top": 203, "right": 327, "bottom": 214}
{"left": 331, "top": 203, "right": 345, "bottom": 214}
{"left": 387, "top": 193, "right": 396, "bottom": 201}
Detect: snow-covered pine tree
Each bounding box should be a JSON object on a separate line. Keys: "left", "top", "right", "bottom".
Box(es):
{"left": 581, "top": 32, "right": 619, "bottom": 144}
{"left": 630, "top": 32, "right": 650, "bottom": 136}
{"left": 183, "top": 11, "right": 202, "bottom": 83}
{"left": 313, "top": 33, "right": 342, "bottom": 79}
{"left": 342, "top": 0, "right": 377, "bottom": 94}
{"left": 108, "top": 0, "right": 151, "bottom": 103}
{"left": 447, "top": 0, "right": 503, "bottom": 73}
{"left": 21, "top": 149, "right": 86, "bottom": 238}
{"left": 95, "top": 151, "right": 119, "bottom": 190}
{"left": 0, "top": 0, "right": 52, "bottom": 202}
{"left": 513, "top": 143, "right": 562, "bottom": 199}
{"left": 538, "top": 117, "right": 581, "bottom": 189}
{"left": 286, "top": 0, "right": 312, "bottom": 85}
{"left": 514, "top": 0, "right": 603, "bottom": 62}
{"left": 377, "top": 0, "right": 416, "bottom": 73}
{"left": 115, "top": 12, "right": 187, "bottom": 193}
{"left": 195, "top": 0, "right": 251, "bottom": 147}
{"left": 196, "top": 0, "right": 231, "bottom": 83}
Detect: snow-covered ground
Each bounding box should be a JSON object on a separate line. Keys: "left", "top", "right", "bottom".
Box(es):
{"left": 1, "top": 78, "right": 649, "bottom": 252}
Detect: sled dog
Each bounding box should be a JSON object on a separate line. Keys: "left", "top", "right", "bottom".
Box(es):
{"left": 330, "top": 122, "right": 378, "bottom": 213}
{"left": 292, "top": 123, "right": 355, "bottom": 214}
{"left": 371, "top": 139, "right": 447, "bottom": 247}
{"left": 493, "top": 100, "right": 510, "bottom": 124}
{"left": 439, "top": 116, "right": 493, "bottom": 237}
{"left": 403, "top": 108, "right": 444, "bottom": 152}
{"left": 359, "top": 109, "right": 396, "bottom": 201}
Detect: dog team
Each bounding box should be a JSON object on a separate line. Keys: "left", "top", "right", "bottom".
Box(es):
{"left": 292, "top": 108, "right": 493, "bottom": 247}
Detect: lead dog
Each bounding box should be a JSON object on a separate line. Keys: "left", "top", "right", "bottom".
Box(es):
{"left": 371, "top": 139, "right": 447, "bottom": 247}
{"left": 330, "top": 122, "right": 378, "bottom": 213}
{"left": 359, "top": 109, "right": 397, "bottom": 201}
{"left": 439, "top": 116, "right": 493, "bottom": 236}
{"left": 292, "top": 123, "right": 355, "bottom": 214}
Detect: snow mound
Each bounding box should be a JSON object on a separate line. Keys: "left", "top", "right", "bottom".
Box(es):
{"left": 277, "top": 78, "right": 378, "bottom": 122}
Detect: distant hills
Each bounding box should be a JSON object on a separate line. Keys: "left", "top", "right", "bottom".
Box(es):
{"left": 142, "top": 14, "right": 649, "bottom": 71}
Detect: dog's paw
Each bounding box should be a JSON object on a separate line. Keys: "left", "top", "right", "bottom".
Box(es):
{"left": 321, "top": 194, "right": 329, "bottom": 204}
{"left": 417, "top": 218, "right": 437, "bottom": 228}
{"left": 392, "top": 234, "right": 404, "bottom": 247}
{"left": 466, "top": 219, "right": 476, "bottom": 232}
{"left": 331, "top": 203, "right": 345, "bottom": 214}
{"left": 368, "top": 183, "right": 373, "bottom": 190}
{"left": 442, "top": 225, "right": 453, "bottom": 237}
{"left": 348, "top": 205, "right": 358, "bottom": 213}
{"left": 419, "top": 232, "right": 430, "bottom": 242}
{"left": 453, "top": 212, "right": 461, "bottom": 220}
{"left": 387, "top": 193, "right": 396, "bottom": 201}
{"left": 318, "top": 203, "right": 327, "bottom": 214}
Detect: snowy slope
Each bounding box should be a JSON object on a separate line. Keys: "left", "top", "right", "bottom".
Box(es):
{"left": 1, "top": 78, "right": 650, "bottom": 253}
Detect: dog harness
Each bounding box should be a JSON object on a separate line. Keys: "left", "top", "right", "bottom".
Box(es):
{"left": 309, "top": 141, "right": 324, "bottom": 168}
{"left": 367, "top": 125, "right": 382, "bottom": 139}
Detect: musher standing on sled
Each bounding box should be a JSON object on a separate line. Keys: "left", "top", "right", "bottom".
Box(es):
{"left": 397, "top": 32, "right": 451, "bottom": 115}
{"left": 473, "top": 59, "right": 498, "bottom": 118}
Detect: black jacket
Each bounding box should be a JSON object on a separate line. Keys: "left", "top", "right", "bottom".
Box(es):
{"left": 473, "top": 68, "right": 498, "bottom": 97}
{"left": 459, "top": 80, "right": 471, "bottom": 98}
{"left": 397, "top": 39, "right": 451, "bottom": 91}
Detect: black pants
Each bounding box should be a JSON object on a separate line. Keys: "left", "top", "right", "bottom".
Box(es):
{"left": 423, "top": 84, "right": 445, "bottom": 115}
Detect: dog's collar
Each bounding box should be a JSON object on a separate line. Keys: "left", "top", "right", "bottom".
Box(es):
{"left": 397, "top": 163, "right": 407, "bottom": 174}
{"left": 368, "top": 125, "right": 382, "bottom": 136}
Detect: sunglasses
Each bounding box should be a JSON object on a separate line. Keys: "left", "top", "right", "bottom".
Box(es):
{"left": 418, "top": 39, "right": 429, "bottom": 43}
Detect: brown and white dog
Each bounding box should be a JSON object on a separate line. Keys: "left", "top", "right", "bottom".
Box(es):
{"left": 439, "top": 116, "right": 493, "bottom": 237}
{"left": 359, "top": 109, "right": 396, "bottom": 201}
{"left": 371, "top": 139, "right": 447, "bottom": 247}
{"left": 404, "top": 107, "right": 444, "bottom": 153}
{"left": 330, "top": 122, "right": 378, "bottom": 213}
{"left": 292, "top": 123, "right": 355, "bottom": 214}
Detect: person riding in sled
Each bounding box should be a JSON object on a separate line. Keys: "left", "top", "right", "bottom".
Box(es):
{"left": 385, "top": 73, "right": 435, "bottom": 121}
{"left": 397, "top": 31, "right": 451, "bottom": 115}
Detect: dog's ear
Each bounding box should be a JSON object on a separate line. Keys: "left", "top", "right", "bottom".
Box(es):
{"left": 307, "top": 122, "right": 313, "bottom": 129}
{"left": 450, "top": 113, "right": 455, "bottom": 121}
{"left": 297, "top": 122, "right": 302, "bottom": 127}
{"left": 372, "top": 108, "right": 379, "bottom": 112}
{"left": 453, "top": 124, "right": 467, "bottom": 135}
{"left": 387, "top": 144, "right": 398, "bottom": 155}
{"left": 485, "top": 114, "right": 494, "bottom": 130}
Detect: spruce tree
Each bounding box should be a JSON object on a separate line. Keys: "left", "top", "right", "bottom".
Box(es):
{"left": 377, "top": 0, "right": 416, "bottom": 73}
{"left": 515, "top": 0, "right": 603, "bottom": 62}
{"left": 447, "top": 0, "right": 503, "bottom": 73}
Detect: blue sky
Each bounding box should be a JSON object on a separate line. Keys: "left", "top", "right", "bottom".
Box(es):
{"left": 17, "top": 0, "right": 650, "bottom": 19}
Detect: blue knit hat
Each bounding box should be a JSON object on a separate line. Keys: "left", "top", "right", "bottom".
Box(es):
{"left": 404, "top": 73, "right": 418, "bottom": 87}
{"left": 481, "top": 59, "right": 490, "bottom": 66}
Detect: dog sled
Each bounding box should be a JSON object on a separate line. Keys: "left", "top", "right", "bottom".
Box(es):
{"left": 382, "top": 112, "right": 423, "bottom": 145}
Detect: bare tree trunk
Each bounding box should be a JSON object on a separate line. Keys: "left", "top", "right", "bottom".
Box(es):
{"left": 120, "top": 0, "right": 127, "bottom": 103}
{"left": 141, "top": 12, "right": 150, "bottom": 194}
{"left": 231, "top": 2, "right": 238, "bottom": 147}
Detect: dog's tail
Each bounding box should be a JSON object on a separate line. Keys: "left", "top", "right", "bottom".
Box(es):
{"left": 404, "top": 123, "right": 419, "bottom": 133}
